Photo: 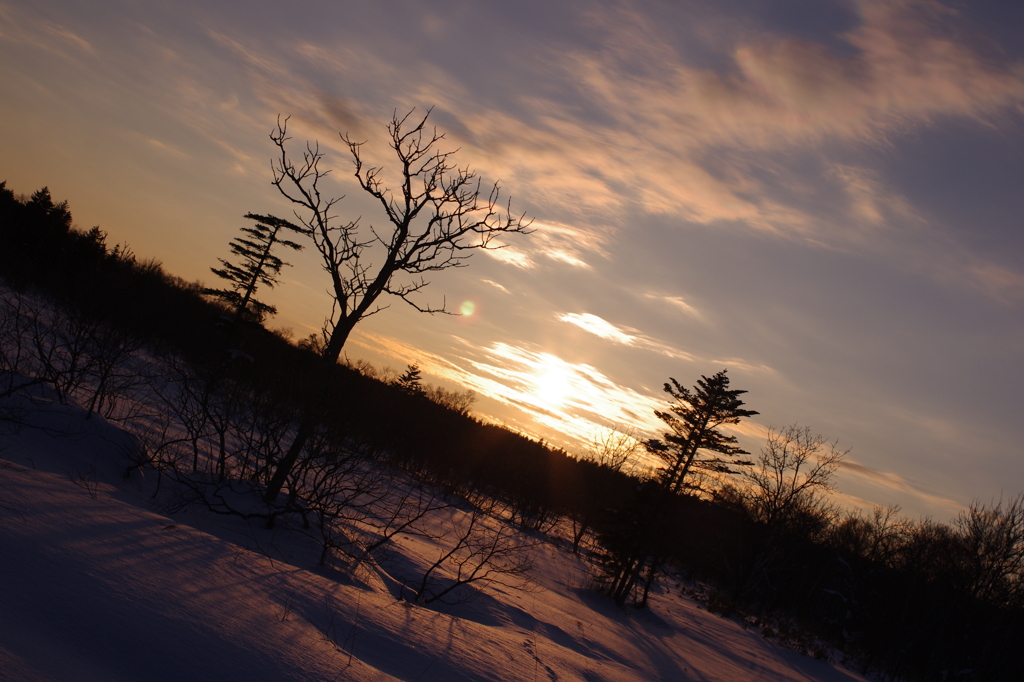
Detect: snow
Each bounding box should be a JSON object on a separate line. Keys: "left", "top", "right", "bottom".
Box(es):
{"left": 1, "top": 393, "right": 876, "bottom": 682}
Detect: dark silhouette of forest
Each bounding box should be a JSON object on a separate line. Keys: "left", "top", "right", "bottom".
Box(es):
{"left": 1, "top": 180, "right": 1022, "bottom": 681}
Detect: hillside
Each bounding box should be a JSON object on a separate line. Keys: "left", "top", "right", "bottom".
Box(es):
{"left": 0, "top": 392, "right": 872, "bottom": 682}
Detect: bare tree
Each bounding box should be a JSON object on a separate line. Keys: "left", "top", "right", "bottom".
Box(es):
{"left": 734, "top": 424, "right": 847, "bottom": 599}
{"left": 264, "top": 109, "right": 530, "bottom": 502}
{"left": 564, "top": 426, "right": 641, "bottom": 553}
{"left": 0, "top": 289, "right": 47, "bottom": 403}
{"left": 579, "top": 425, "right": 642, "bottom": 473}
{"left": 744, "top": 424, "right": 847, "bottom": 532}
{"left": 954, "top": 494, "right": 1024, "bottom": 608}
{"left": 830, "top": 503, "right": 908, "bottom": 565}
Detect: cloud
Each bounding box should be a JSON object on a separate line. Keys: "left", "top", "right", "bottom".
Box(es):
{"left": 143, "top": 137, "right": 188, "bottom": 158}
{"left": 557, "top": 311, "right": 774, "bottom": 374}
{"left": 841, "top": 458, "right": 965, "bottom": 517}
{"left": 170, "top": 0, "right": 1022, "bottom": 284}
{"left": 829, "top": 164, "right": 922, "bottom": 231}
{"left": 0, "top": 4, "right": 94, "bottom": 56}
{"left": 519, "top": 2, "right": 1021, "bottom": 232}
{"left": 558, "top": 312, "right": 697, "bottom": 362}
{"left": 680, "top": 1, "right": 1024, "bottom": 148}
{"left": 484, "top": 219, "right": 611, "bottom": 271}
{"left": 465, "top": 342, "right": 668, "bottom": 443}
{"left": 482, "top": 244, "right": 535, "bottom": 269}
{"left": 722, "top": 419, "right": 770, "bottom": 442}
{"left": 707, "top": 357, "right": 778, "bottom": 375}
{"left": 967, "top": 262, "right": 1024, "bottom": 304}
{"left": 644, "top": 293, "right": 703, "bottom": 319}
{"left": 558, "top": 313, "right": 636, "bottom": 344}
{"left": 480, "top": 279, "right": 510, "bottom": 294}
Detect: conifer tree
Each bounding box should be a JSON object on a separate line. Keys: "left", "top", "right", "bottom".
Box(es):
{"left": 597, "top": 369, "right": 758, "bottom": 606}
{"left": 204, "top": 213, "right": 306, "bottom": 322}
{"left": 647, "top": 370, "right": 759, "bottom": 496}
{"left": 395, "top": 363, "right": 424, "bottom": 395}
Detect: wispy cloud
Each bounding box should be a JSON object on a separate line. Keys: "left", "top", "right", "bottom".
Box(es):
{"left": 464, "top": 342, "right": 667, "bottom": 444}
{"left": 558, "top": 313, "right": 636, "bottom": 344}
{"left": 480, "top": 279, "right": 511, "bottom": 294}
{"left": 163, "top": 0, "right": 1023, "bottom": 300}
{"left": 481, "top": 244, "right": 535, "bottom": 270}
{"left": 643, "top": 293, "right": 703, "bottom": 320}
{"left": 841, "top": 458, "right": 965, "bottom": 518}
{"left": 442, "top": 0, "right": 1024, "bottom": 271}
{"left": 558, "top": 312, "right": 697, "bottom": 361}
{"left": 0, "top": 4, "right": 94, "bottom": 56}
{"left": 967, "top": 262, "right": 1024, "bottom": 304}
{"left": 829, "top": 164, "right": 922, "bottom": 232}
{"left": 483, "top": 220, "right": 610, "bottom": 271}
{"left": 557, "top": 311, "right": 774, "bottom": 376}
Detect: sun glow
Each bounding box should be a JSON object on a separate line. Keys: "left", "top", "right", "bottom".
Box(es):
{"left": 531, "top": 359, "right": 574, "bottom": 409}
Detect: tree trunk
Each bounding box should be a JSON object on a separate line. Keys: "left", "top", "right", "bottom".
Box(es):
{"left": 263, "top": 316, "right": 355, "bottom": 502}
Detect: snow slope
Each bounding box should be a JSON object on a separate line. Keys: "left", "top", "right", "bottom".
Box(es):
{"left": 0, "top": 397, "right": 874, "bottom": 682}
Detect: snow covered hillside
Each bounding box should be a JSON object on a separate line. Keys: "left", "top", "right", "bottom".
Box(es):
{"left": 0, "top": 392, "right": 874, "bottom": 682}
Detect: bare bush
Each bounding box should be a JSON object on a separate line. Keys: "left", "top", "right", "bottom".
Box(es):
{"left": 405, "top": 494, "right": 535, "bottom": 605}
{"left": 830, "top": 503, "right": 908, "bottom": 565}
{"left": 578, "top": 425, "right": 642, "bottom": 473}
{"left": 0, "top": 288, "right": 146, "bottom": 421}
{"left": 743, "top": 424, "right": 846, "bottom": 535}
{"left": 423, "top": 384, "right": 475, "bottom": 416}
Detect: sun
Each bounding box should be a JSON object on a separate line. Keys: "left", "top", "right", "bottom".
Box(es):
{"left": 531, "top": 359, "right": 574, "bottom": 410}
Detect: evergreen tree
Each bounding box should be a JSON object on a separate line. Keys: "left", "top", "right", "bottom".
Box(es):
{"left": 648, "top": 370, "right": 758, "bottom": 496}
{"left": 597, "top": 369, "right": 758, "bottom": 606}
{"left": 204, "top": 213, "right": 305, "bottom": 322}
{"left": 395, "top": 363, "right": 424, "bottom": 395}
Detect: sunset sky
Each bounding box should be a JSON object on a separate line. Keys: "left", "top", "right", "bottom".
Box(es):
{"left": 2, "top": 0, "right": 1022, "bottom": 520}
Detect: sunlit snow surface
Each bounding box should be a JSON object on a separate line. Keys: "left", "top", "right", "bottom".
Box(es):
{"left": 0, "top": 396, "right": 875, "bottom": 682}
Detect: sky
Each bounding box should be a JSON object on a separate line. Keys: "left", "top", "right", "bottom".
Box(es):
{"left": 1, "top": 0, "right": 1022, "bottom": 521}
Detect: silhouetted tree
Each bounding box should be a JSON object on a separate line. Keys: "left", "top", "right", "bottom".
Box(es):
{"left": 730, "top": 424, "right": 846, "bottom": 602}
{"left": 204, "top": 213, "right": 305, "bottom": 322}
{"left": 954, "top": 494, "right": 1024, "bottom": 609}
{"left": 744, "top": 424, "right": 845, "bottom": 531}
{"left": 598, "top": 369, "right": 758, "bottom": 606}
{"left": 423, "top": 384, "right": 475, "bottom": 416}
{"left": 648, "top": 370, "right": 758, "bottom": 495}
{"left": 263, "top": 108, "right": 530, "bottom": 502}
{"left": 394, "top": 363, "right": 424, "bottom": 395}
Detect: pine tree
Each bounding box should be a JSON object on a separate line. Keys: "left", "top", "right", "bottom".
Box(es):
{"left": 647, "top": 370, "right": 759, "bottom": 496}
{"left": 395, "top": 363, "right": 424, "bottom": 395}
{"left": 204, "top": 213, "right": 305, "bottom": 322}
{"left": 597, "top": 369, "right": 758, "bottom": 606}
